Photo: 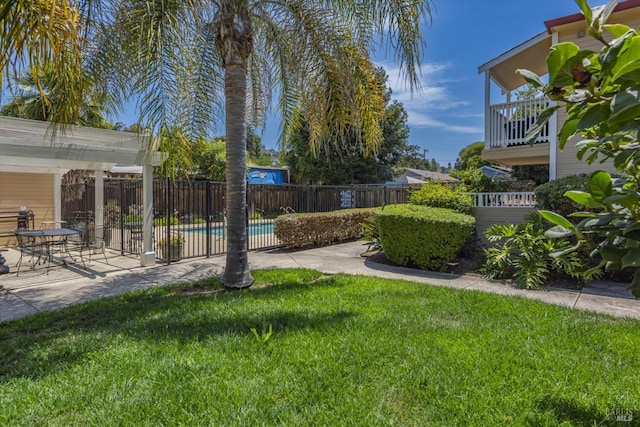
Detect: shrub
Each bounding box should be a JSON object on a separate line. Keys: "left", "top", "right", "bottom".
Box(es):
{"left": 451, "top": 168, "right": 510, "bottom": 193}
{"left": 481, "top": 213, "right": 600, "bottom": 289}
{"left": 409, "top": 184, "right": 473, "bottom": 215}
{"left": 154, "top": 215, "right": 179, "bottom": 226}
{"left": 377, "top": 204, "right": 475, "bottom": 272}
{"left": 534, "top": 174, "right": 591, "bottom": 219}
{"left": 274, "top": 208, "right": 376, "bottom": 248}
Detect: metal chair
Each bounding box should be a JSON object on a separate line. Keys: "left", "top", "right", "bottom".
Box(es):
{"left": 13, "top": 229, "right": 45, "bottom": 276}
{"left": 66, "top": 228, "right": 108, "bottom": 268}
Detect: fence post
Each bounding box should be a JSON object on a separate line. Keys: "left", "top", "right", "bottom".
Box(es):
{"left": 206, "top": 180, "right": 211, "bottom": 257}
{"left": 119, "top": 180, "right": 125, "bottom": 255}
{"left": 166, "top": 177, "right": 171, "bottom": 265}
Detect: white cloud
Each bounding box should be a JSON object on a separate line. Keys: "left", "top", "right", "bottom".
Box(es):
{"left": 377, "top": 60, "right": 481, "bottom": 135}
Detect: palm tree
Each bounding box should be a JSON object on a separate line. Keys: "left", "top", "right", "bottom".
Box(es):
{"left": 1, "top": 1, "right": 432, "bottom": 289}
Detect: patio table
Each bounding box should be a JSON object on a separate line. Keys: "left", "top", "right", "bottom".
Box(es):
{"left": 16, "top": 228, "right": 83, "bottom": 268}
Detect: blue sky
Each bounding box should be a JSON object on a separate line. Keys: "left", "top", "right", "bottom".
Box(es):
{"left": 368, "top": 0, "right": 610, "bottom": 167}
{"left": 109, "top": 1, "right": 605, "bottom": 167}
{"left": 4, "top": 0, "right": 602, "bottom": 168}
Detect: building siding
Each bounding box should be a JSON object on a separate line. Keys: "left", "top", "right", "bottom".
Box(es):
{"left": 552, "top": 13, "right": 640, "bottom": 178}
{"left": 474, "top": 207, "right": 538, "bottom": 246}
{"left": 0, "top": 172, "right": 55, "bottom": 246}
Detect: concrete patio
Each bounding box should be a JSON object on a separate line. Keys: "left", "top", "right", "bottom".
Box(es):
{"left": 1, "top": 241, "right": 639, "bottom": 323}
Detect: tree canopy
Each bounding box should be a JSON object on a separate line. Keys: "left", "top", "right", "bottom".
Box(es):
{"left": 1, "top": 0, "right": 432, "bottom": 289}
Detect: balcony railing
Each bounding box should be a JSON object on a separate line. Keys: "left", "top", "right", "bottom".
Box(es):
{"left": 486, "top": 97, "right": 555, "bottom": 149}
{"left": 472, "top": 192, "right": 536, "bottom": 208}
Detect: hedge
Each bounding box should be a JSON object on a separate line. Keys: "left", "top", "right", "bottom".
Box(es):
{"left": 408, "top": 183, "right": 474, "bottom": 215}
{"left": 377, "top": 204, "right": 475, "bottom": 271}
{"left": 274, "top": 208, "right": 376, "bottom": 248}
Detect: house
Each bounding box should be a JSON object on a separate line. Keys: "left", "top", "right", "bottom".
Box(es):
{"left": 388, "top": 168, "right": 458, "bottom": 186}
{"left": 478, "top": 0, "right": 640, "bottom": 180}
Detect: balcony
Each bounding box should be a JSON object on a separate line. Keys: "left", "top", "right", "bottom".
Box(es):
{"left": 482, "top": 97, "right": 555, "bottom": 166}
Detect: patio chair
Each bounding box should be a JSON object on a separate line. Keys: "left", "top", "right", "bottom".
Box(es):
{"left": 14, "top": 229, "right": 46, "bottom": 276}
{"left": 65, "top": 228, "right": 108, "bottom": 268}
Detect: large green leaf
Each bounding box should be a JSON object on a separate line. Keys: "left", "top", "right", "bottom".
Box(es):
{"left": 558, "top": 117, "right": 580, "bottom": 149}
{"left": 604, "top": 23, "right": 633, "bottom": 38}
{"left": 621, "top": 247, "right": 640, "bottom": 268}
{"left": 524, "top": 105, "right": 559, "bottom": 145}
{"left": 611, "top": 35, "right": 640, "bottom": 83}
{"left": 587, "top": 170, "right": 613, "bottom": 202}
{"left": 538, "top": 210, "right": 575, "bottom": 230}
{"left": 600, "top": 245, "right": 626, "bottom": 263}
{"left": 545, "top": 226, "right": 574, "bottom": 239}
{"left": 565, "top": 190, "right": 604, "bottom": 208}
{"left": 575, "top": 0, "right": 593, "bottom": 24}
{"left": 516, "top": 69, "right": 545, "bottom": 89}
{"left": 576, "top": 102, "right": 604, "bottom": 130}
{"left": 609, "top": 89, "right": 640, "bottom": 125}
{"left": 546, "top": 43, "right": 582, "bottom": 87}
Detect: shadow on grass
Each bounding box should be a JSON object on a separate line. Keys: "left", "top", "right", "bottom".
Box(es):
{"left": 0, "top": 273, "right": 355, "bottom": 381}
{"left": 530, "top": 395, "right": 631, "bottom": 426}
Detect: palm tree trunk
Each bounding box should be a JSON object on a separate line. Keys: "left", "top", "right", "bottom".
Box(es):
{"left": 221, "top": 62, "right": 253, "bottom": 289}
{"left": 218, "top": 1, "right": 254, "bottom": 289}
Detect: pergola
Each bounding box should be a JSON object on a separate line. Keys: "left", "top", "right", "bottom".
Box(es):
{"left": 0, "top": 116, "right": 163, "bottom": 266}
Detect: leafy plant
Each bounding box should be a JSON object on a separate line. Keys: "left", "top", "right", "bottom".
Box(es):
{"left": 360, "top": 216, "right": 381, "bottom": 254}
{"left": 159, "top": 233, "right": 184, "bottom": 247}
{"left": 250, "top": 324, "right": 273, "bottom": 345}
{"left": 516, "top": 0, "right": 640, "bottom": 297}
{"left": 154, "top": 216, "right": 179, "bottom": 226}
{"left": 481, "top": 213, "right": 599, "bottom": 290}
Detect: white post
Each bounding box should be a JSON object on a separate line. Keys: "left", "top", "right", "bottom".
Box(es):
{"left": 140, "top": 163, "right": 156, "bottom": 266}
{"left": 53, "top": 173, "right": 62, "bottom": 222}
{"left": 484, "top": 72, "right": 491, "bottom": 150}
{"left": 94, "top": 170, "right": 104, "bottom": 242}
{"left": 549, "top": 31, "right": 559, "bottom": 181}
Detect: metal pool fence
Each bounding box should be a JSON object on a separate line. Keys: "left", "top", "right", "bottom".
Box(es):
{"left": 62, "top": 179, "right": 411, "bottom": 261}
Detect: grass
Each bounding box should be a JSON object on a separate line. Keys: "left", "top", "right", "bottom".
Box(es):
{"left": 1, "top": 268, "right": 639, "bottom": 426}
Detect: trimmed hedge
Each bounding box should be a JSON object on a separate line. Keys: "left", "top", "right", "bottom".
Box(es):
{"left": 408, "top": 183, "right": 474, "bottom": 215}
{"left": 274, "top": 208, "right": 376, "bottom": 248}
{"left": 377, "top": 204, "right": 475, "bottom": 271}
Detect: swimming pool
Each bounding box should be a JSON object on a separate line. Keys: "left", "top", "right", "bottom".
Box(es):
{"left": 184, "top": 221, "right": 275, "bottom": 236}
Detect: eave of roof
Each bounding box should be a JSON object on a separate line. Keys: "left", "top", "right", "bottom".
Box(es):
{"left": 544, "top": 0, "right": 640, "bottom": 33}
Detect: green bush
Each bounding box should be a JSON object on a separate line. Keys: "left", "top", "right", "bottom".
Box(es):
{"left": 481, "top": 213, "right": 600, "bottom": 289}
{"left": 451, "top": 168, "right": 510, "bottom": 193}
{"left": 409, "top": 184, "right": 473, "bottom": 215}
{"left": 154, "top": 216, "right": 179, "bottom": 226}
{"left": 377, "top": 204, "right": 475, "bottom": 272}
{"left": 274, "top": 208, "right": 376, "bottom": 248}
{"left": 534, "top": 174, "right": 591, "bottom": 219}
{"left": 123, "top": 214, "right": 142, "bottom": 223}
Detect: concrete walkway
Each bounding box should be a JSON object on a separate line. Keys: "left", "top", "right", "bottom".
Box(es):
{"left": 1, "top": 241, "right": 639, "bottom": 322}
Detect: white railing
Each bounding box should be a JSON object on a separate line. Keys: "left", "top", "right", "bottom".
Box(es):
{"left": 472, "top": 192, "right": 536, "bottom": 208}
{"left": 486, "top": 97, "right": 555, "bottom": 149}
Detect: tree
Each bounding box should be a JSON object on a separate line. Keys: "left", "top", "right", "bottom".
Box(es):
{"left": 455, "top": 141, "right": 487, "bottom": 171}
{"left": 1, "top": 68, "right": 120, "bottom": 129}
{"left": 1, "top": 1, "right": 431, "bottom": 289}
{"left": 518, "top": 0, "right": 640, "bottom": 297}
{"left": 283, "top": 67, "right": 414, "bottom": 184}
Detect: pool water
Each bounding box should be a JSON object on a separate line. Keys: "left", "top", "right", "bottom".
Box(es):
{"left": 185, "top": 222, "right": 274, "bottom": 236}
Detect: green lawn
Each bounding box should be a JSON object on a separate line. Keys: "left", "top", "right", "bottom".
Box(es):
{"left": 1, "top": 269, "right": 638, "bottom": 426}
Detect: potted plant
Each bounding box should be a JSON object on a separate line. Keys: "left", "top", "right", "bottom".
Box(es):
{"left": 159, "top": 233, "right": 184, "bottom": 261}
